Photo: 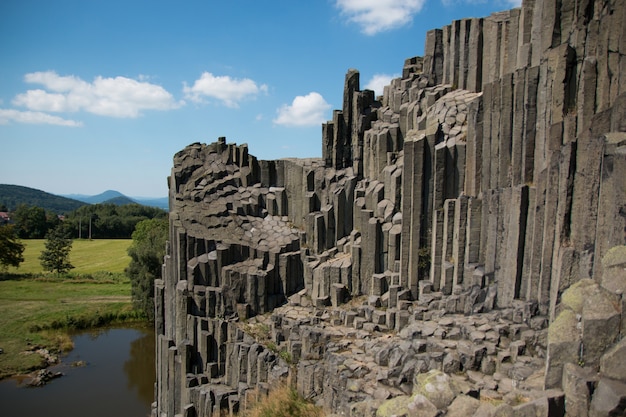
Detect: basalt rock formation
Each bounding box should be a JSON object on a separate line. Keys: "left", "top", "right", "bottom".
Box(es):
{"left": 154, "top": 0, "right": 626, "bottom": 416}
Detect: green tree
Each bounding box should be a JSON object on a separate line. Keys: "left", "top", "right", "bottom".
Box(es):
{"left": 64, "top": 203, "right": 166, "bottom": 239}
{"left": 40, "top": 225, "right": 74, "bottom": 275}
{"left": 0, "top": 225, "right": 25, "bottom": 271}
{"left": 12, "top": 204, "right": 60, "bottom": 238}
{"left": 126, "top": 217, "right": 168, "bottom": 320}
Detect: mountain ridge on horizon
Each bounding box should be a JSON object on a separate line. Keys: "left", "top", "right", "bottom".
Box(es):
{"left": 65, "top": 190, "right": 168, "bottom": 210}
{"left": 0, "top": 184, "right": 168, "bottom": 212}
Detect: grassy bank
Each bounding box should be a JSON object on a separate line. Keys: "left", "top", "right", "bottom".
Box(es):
{"left": 0, "top": 239, "right": 143, "bottom": 379}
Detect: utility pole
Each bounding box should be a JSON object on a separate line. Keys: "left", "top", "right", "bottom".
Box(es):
{"left": 79, "top": 217, "right": 82, "bottom": 239}
{"left": 88, "top": 216, "right": 92, "bottom": 240}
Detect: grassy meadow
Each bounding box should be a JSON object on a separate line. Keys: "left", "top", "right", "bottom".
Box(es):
{"left": 7, "top": 239, "right": 132, "bottom": 274}
{"left": 0, "top": 239, "right": 143, "bottom": 379}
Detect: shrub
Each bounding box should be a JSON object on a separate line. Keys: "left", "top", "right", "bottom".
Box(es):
{"left": 241, "top": 384, "right": 323, "bottom": 417}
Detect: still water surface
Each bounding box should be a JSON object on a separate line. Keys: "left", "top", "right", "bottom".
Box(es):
{"left": 0, "top": 327, "right": 155, "bottom": 417}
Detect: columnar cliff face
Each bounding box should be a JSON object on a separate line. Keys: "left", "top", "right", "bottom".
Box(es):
{"left": 155, "top": 0, "right": 626, "bottom": 416}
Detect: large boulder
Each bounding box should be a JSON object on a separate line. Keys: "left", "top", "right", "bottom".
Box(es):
{"left": 589, "top": 377, "right": 626, "bottom": 417}
{"left": 600, "top": 246, "right": 626, "bottom": 336}
{"left": 562, "top": 362, "right": 597, "bottom": 417}
{"left": 560, "top": 278, "right": 596, "bottom": 314}
{"left": 375, "top": 394, "right": 438, "bottom": 417}
{"left": 413, "top": 370, "right": 455, "bottom": 409}
{"left": 406, "top": 394, "right": 438, "bottom": 417}
{"left": 599, "top": 337, "right": 626, "bottom": 382}
{"left": 600, "top": 245, "right": 626, "bottom": 295}
{"left": 445, "top": 394, "right": 480, "bottom": 417}
{"left": 581, "top": 285, "right": 620, "bottom": 367}
{"left": 376, "top": 395, "right": 411, "bottom": 417}
{"left": 544, "top": 309, "right": 580, "bottom": 388}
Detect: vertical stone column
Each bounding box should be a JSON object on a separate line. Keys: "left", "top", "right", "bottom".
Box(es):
{"left": 440, "top": 199, "right": 456, "bottom": 294}
{"left": 465, "top": 96, "right": 483, "bottom": 197}
{"left": 368, "top": 216, "right": 383, "bottom": 293}
{"left": 489, "top": 80, "right": 502, "bottom": 189}
{"left": 332, "top": 110, "right": 345, "bottom": 169}
{"left": 481, "top": 16, "right": 500, "bottom": 86}
{"left": 322, "top": 122, "right": 335, "bottom": 168}
{"left": 424, "top": 29, "right": 444, "bottom": 86}
{"left": 464, "top": 197, "right": 482, "bottom": 288}
{"left": 400, "top": 136, "right": 426, "bottom": 298}
{"left": 433, "top": 142, "right": 447, "bottom": 212}
{"left": 322, "top": 205, "right": 336, "bottom": 250}
{"left": 511, "top": 68, "right": 526, "bottom": 186}
{"left": 594, "top": 133, "right": 626, "bottom": 278}
{"left": 498, "top": 185, "right": 529, "bottom": 307}
{"left": 537, "top": 156, "right": 560, "bottom": 314}
{"left": 523, "top": 66, "right": 539, "bottom": 185}
{"left": 430, "top": 209, "right": 445, "bottom": 291}
{"left": 482, "top": 189, "right": 499, "bottom": 279}
{"left": 499, "top": 73, "right": 514, "bottom": 189}
{"left": 466, "top": 18, "right": 484, "bottom": 92}
{"left": 444, "top": 20, "right": 461, "bottom": 87}
{"left": 389, "top": 223, "right": 402, "bottom": 275}
{"left": 452, "top": 195, "right": 468, "bottom": 288}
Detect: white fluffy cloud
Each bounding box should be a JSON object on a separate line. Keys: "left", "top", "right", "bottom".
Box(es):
{"left": 183, "top": 72, "right": 268, "bottom": 108}
{"left": 0, "top": 108, "right": 82, "bottom": 126}
{"left": 336, "top": 0, "right": 426, "bottom": 35}
{"left": 442, "top": 0, "right": 521, "bottom": 7}
{"left": 273, "top": 92, "right": 331, "bottom": 127}
{"left": 365, "top": 73, "right": 400, "bottom": 96}
{"left": 12, "top": 71, "right": 179, "bottom": 118}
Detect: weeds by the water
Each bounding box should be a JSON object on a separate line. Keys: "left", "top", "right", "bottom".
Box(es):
{"left": 29, "top": 308, "right": 146, "bottom": 332}
{"left": 240, "top": 384, "right": 323, "bottom": 417}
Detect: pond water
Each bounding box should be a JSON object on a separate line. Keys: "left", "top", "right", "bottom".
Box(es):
{"left": 0, "top": 327, "right": 155, "bottom": 417}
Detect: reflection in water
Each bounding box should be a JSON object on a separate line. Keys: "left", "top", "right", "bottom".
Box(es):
{"left": 124, "top": 330, "right": 156, "bottom": 406}
{"left": 0, "top": 327, "right": 155, "bottom": 417}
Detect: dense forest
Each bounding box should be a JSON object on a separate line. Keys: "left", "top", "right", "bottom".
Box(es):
{"left": 63, "top": 204, "right": 167, "bottom": 239}
{"left": 7, "top": 203, "right": 167, "bottom": 239}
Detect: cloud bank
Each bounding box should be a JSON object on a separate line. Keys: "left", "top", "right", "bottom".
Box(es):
{"left": 13, "top": 71, "right": 180, "bottom": 118}
{"left": 336, "top": 0, "right": 426, "bottom": 35}
{"left": 273, "top": 92, "right": 331, "bottom": 127}
{"left": 0, "top": 108, "right": 82, "bottom": 127}
{"left": 183, "top": 72, "right": 268, "bottom": 108}
{"left": 364, "top": 73, "right": 400, "bottom": 96}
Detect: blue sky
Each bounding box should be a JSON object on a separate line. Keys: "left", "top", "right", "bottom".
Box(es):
{"left": 0, "top": 0, "right": 519, "bottom": 198}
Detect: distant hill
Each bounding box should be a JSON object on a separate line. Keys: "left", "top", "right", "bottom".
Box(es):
{"left": 133, "top": 196, "right": 169, "bottom": 210}
{"left": 0, "top": 185, "right": 168, "bottom": 213}
{"left": 0, "top": 184, "right": 86, "bottom": 213}
{"left": 65, "top": 190, "right": 126, "bottom": 204}
{"left": 102, "top": 195, "right": 137, "bottom": 206}
{"left": 66, "top": 190, "right": 168, "bottom": 210}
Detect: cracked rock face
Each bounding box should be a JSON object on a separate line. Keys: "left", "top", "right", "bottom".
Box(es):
{"left": 154, "top": 1, "right": 626, "bottom": 416}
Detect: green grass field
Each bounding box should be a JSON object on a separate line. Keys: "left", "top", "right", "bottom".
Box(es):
{"left": 0, "top": 238, "right": 142, "bottom": 379}
{"left": 7, "top": 239, "right": 132, "bottom": 274}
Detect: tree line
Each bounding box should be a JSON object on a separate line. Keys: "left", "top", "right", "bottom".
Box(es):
{"left": 6, "top": 203, "right": 166, "bottom": 239}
